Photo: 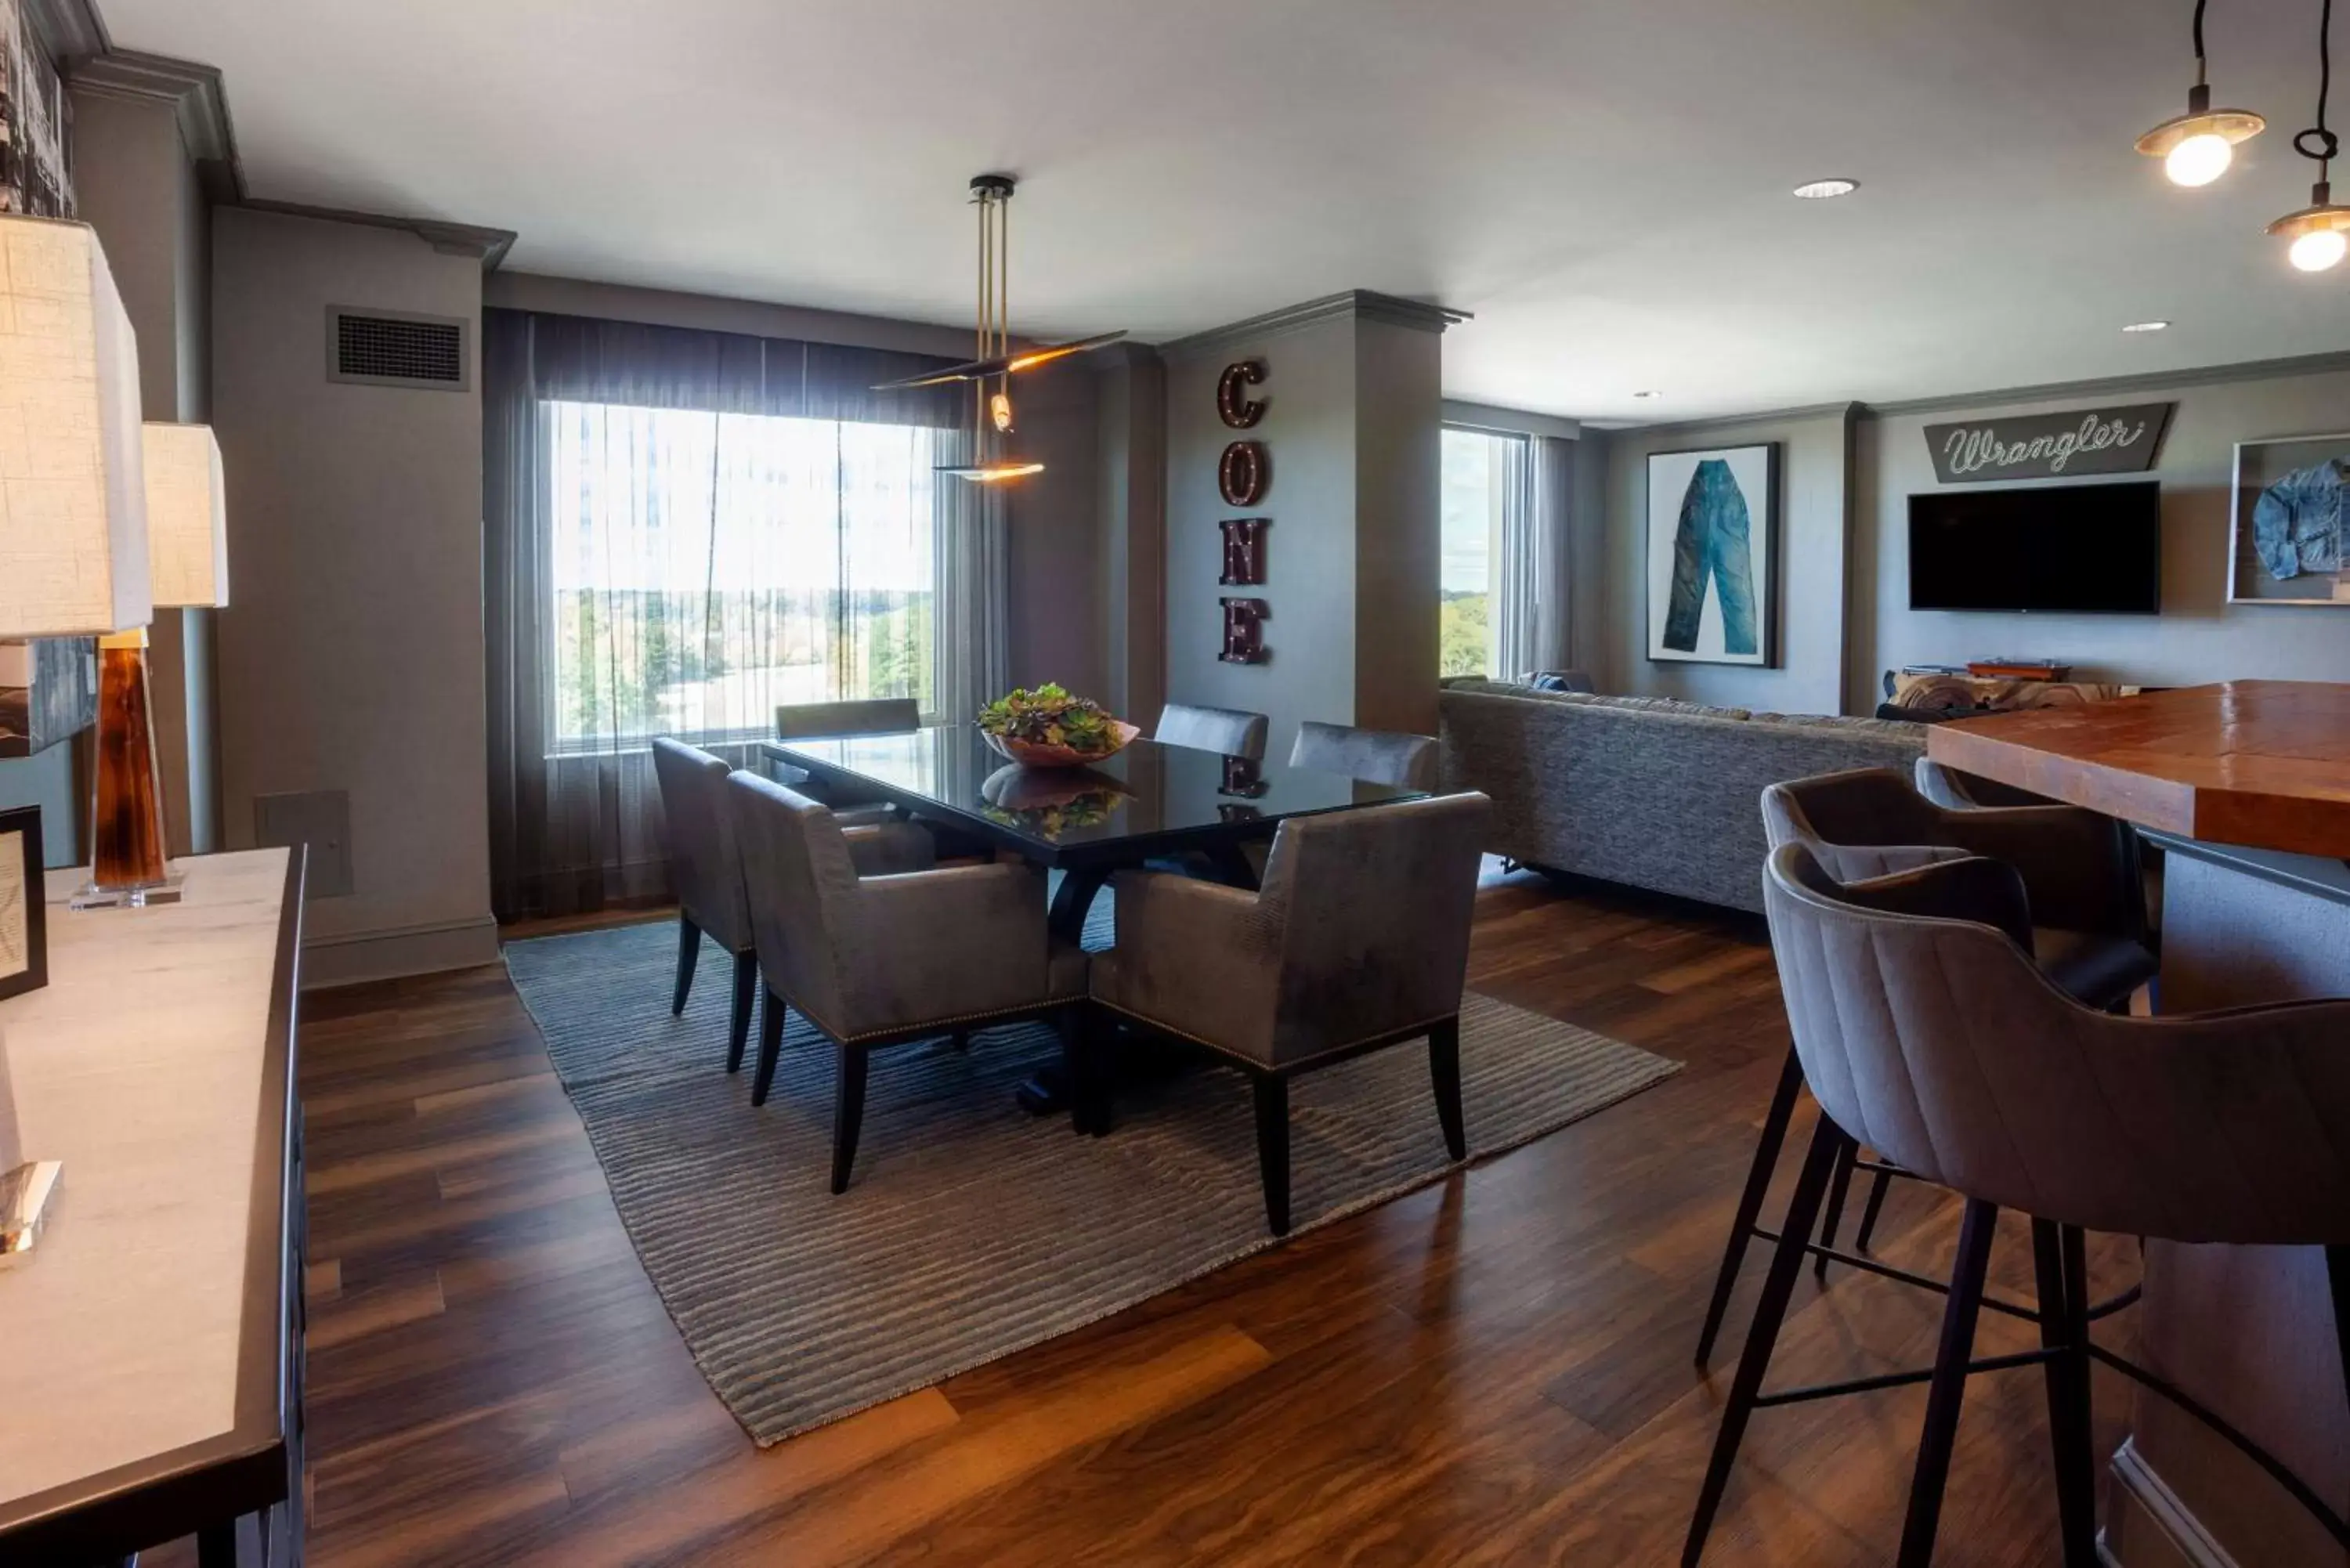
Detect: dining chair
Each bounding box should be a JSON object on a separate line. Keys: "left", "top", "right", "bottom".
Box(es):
{"left": 1154, "top": 701, "right": 1269, "bottom": 761}
{"left": 773, "top": 698, "right": 921, "bottom": 818}
{"left": 1912, "top": 756, "right": 2055, "bottom": 810}
{"left": 1288, "top": 720, "right": 1439, "bottom": 790}
{"left": 724, "top": 771, "right": 1090, "bottom": 1192}
{"left": 1082, "top": 792, "right": 1491, "bottom": 1235}
{"left": 653, "top": 738, "right": 935, "bottom": 1073}
{"left": 1686, "top": 840, "right": 2350, "bottom": 1567}
{"left": 1695, "top": 767, "right": 2156, "bottom": 1366}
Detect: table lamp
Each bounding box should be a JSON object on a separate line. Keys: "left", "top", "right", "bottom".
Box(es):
{"left": 0, "top": 214, "right": 148, "bottom": 1254}
{"left": 71, "top": 421, "right": 231, "bottom": 909}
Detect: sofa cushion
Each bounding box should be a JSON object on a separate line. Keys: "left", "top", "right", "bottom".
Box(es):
{"left": 1751, "top": 711, "right": 1924, "bottom": 737}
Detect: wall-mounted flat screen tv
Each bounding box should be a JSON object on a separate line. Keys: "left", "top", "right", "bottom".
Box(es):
{"left": 1907, "top": 480, "right": 2161, "bottom": 614}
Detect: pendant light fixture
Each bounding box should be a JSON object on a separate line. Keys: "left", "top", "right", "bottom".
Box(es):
{"left": 877, "top": 174, "right": 1128, "bottom": 482}
{"left": 2137, "top": 0, "right": 2266, "bottom": 186}
{"left": 2269, "top": 0, "right": 2350, "bottom": 269}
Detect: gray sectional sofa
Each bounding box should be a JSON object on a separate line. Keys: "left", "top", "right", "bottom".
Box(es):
{"left": 1437, "top": 678, "right": 1926, "bottom": 913}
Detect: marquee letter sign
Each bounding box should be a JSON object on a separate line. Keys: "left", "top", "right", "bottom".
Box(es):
{"left": 1219, "top": 439, "right": 1269, "bottom": 507}
{"left": 1220, "top": 597, "right": 1268, "bottom": 664}
{"left": 1219, "top": 756, "right": 1268, "bottom": 800}
{"left": 1217, "top": 359, "right": 1267, "bottom": 428}
{"left": 1922, "top": 402, "right": 2175, "bottom": 484}
{"left": 1219, "top": 518, "right": 1270, "bottom": 586}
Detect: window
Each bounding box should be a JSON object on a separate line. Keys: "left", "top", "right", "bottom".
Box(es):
{"left": 545, "top": 401, "right": 941, "bottom": 749}
{"left": 1440, "top": 426, "right": 1524, "bottom": 677}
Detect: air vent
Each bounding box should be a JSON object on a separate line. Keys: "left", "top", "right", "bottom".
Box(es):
{"left": 326, "top": 307, "right": 469, "bottom": 391}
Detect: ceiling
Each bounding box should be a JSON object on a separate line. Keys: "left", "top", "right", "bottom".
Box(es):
{"left": 99, "top": 0, "right": 2350, "bottom": 423}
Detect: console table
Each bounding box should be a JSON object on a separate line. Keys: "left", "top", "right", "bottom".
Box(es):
{"left": 1930, "top": 683, "right": 2350, "bottom": 1566}
{"left": 0, "top": 848, "right": 306, "bottom": 1565}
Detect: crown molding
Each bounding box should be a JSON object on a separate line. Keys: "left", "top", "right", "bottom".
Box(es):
{"left": 1441, "top": 398, "right": 1581, "bottom": 441}
{"left": 1159, "top": 289, "right": 1468, "bottom": 359}
{"left": 67, "top": 49, "right": 244, "bottom": 202}
{"left": 237, "top": 199, "right": 517, "bottom": 272}
{"left": 1860, "top": 349, "right": 2350, "bottom": 417}
{"left": 21, "top": 0, "right": 107, "bottom": 63}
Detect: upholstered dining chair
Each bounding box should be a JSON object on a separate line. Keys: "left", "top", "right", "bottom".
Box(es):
{"left": 773, "top": 697, "right": 922, "bottom": 819}
{"left": 1694, "top": 767, "right": 2157, "bottom": 1366}
{"left": 1288, "top": 720, "right": 1440, "bottom": 791}
{"left": 1912, "top": 756, "right": 2055, "bottom": 811}
{"left": 1154, "top": 701, "right": 1270, "bottom": 761}
{"left": 1687, "top": 841, "right": 2350, "bottom": 1568}
{"left": 724, "top": 771, "right": 1090, "bottom": 1193}
{"left": 654, "top": 738, "right": 934, "bottom": 1074}
{"left": 1083, "top": 792, "right": 1491, "bottom": 1236}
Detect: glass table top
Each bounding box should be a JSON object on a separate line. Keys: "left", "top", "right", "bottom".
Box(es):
{"left": 760, "top": 724, "right": 1419, "bottom": 862}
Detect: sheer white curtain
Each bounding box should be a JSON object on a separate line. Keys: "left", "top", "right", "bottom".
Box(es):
{"left": 486, "top": 309, "right": 977, "bottom": 920}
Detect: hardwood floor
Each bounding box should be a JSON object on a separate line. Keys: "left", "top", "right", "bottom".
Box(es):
{"left": 181, "top": 870, "right": 2132, "bottom": 1564}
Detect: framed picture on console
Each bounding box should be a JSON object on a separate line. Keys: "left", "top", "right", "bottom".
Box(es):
{"left": 0, "top": 804, "right": 43, "bottom": 1003}
{"left": 2228, "top": 432, "right": 2350, "bottom": 606}
{"left": 1646, "top": 442, "right": 1779, "bottom": 665}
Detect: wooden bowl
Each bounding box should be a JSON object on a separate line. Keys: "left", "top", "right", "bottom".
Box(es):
{"left": 982, "top": 720, "right": 1140, "bottom": 771}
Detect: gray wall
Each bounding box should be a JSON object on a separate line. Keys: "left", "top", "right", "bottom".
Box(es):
{"left": 67, "top": 86, "right": 220, "bottom": 858}
{"left": 1162, "top": 298, "right": 1447, "bottom": 756}
{"left": 1003, "top": 359, "right": 1103, "bottom": 698}
{"left": 1602, "top": 407, "right": 1856, "bottom": 715}
{"left": 1166, "top": 309, "right": 1361, "bottom": 757}
{"left": 212, "top": 208, "right": 496, "bottom": 984}
{"left": 1094, "top": 345, "right": 1167, "bottom": 725}
{"left": 1353, "top": 316, "right": 1441, "bottom": 737}
{"left": 1853, "top": 367, "right": 2350, "bottom": 712}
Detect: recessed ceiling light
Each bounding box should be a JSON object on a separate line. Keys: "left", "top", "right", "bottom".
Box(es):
{"left": 1791, "top": 178, "right": 1860, "bottom": 200}
{"left": 1632, "top": 389, "right": 1663, "bottom": 399}
{"left": 2120, "top": 320, "right": 2171, "bottom": 332}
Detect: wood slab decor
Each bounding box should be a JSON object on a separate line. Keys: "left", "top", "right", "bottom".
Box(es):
{"left": 1928, "top": 681, "right": 2350, "bottom": 859}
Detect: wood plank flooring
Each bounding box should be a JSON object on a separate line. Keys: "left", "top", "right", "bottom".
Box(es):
{"left": 168, "top": 870, "right": 2130, "bottom": 1564}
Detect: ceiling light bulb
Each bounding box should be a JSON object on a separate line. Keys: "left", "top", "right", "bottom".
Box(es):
{"left": 2120, "top": 320, "right": 2171, "bottom": 332}
{"left": 2164, "top": 132, "right": 2235, "bottom": 186}
{"left": 2290, "top": 227, "right": 2348, "bottom": 270}
{"left": 1791, "top": 178, "right": 1859, "bottom": 200}
{"left": 1632, "top": 389, "right": 1662, "bottom": 399}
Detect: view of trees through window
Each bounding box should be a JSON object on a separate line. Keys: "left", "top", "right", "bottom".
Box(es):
{"left": 1440, "top": 426, "right": 1519, "bottom": 677}
{"left": 547, "top": 401, "right": 938, "bottom": 749}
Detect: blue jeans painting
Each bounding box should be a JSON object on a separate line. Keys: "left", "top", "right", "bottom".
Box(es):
{"left": 1661, "top": 459, "right": 1758, "bottom": 656}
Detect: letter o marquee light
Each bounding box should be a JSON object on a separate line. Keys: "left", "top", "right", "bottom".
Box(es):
{"left": 1219, "top": 440, "right": 1269, "bottom": 507}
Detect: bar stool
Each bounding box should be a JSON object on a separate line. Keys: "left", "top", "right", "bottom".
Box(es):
{"left": 1695, "top": 768, "right": 2155, "bottom": 1365}
{"left": 1686, "top": 841, "right": 2350, "bottom": 1566}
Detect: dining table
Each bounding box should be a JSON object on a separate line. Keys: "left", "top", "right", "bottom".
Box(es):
{"left": 757, "top": 723, "right": 1425, "bottom": 1115}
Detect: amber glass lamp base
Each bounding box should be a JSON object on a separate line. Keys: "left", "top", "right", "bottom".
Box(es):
{"left": 74, "top": 629, "right": 179, "bottom": 909}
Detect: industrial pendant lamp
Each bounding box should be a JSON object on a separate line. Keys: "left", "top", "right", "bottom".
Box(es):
{"left": 2269, "top": 0, "right": 2350, "bottom": 269}
{"left": 2137, "top": 0, "right": 2266, "bottom": 186}
{"left": 875, "top": 174, "right": 1126, "bottom": 482}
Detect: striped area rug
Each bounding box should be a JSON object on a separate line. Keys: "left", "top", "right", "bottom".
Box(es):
{"left": 505, "top": 919, "right": 1680, "bottom": 1446}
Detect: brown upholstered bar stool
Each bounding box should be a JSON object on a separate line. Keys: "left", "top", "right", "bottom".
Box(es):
{"left": 1686, "top": 842, "right": 2350, "bottom": 1566}
{"left": 1694, "top": 768, "right": 2155, "bottom": 1365}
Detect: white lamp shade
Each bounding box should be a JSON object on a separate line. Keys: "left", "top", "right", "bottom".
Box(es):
{"left": 143, "top": 421, "right": 226, "bottom": 609}
{"left": 0, "top": 217, "right": 150, "bottom": 638}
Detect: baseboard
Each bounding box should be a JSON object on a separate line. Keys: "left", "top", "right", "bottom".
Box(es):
{"left": 2102, "top": 1436, "right": 2243, "bottom": 1568}
{"left": 299, "top": 913, "right": 501, "bottom": 989}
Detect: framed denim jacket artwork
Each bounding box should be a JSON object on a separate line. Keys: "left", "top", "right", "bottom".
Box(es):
{"left": 1646, "top": 443, "right": 1780, "bottom": 666}
{"left": 2230, "top": 433, "right": 2350, "bottom": 606}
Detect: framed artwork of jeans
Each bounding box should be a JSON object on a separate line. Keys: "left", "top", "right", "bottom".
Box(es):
{"left": 2229, "top": 432, "right": 2350, "bottom": 606}
{"left": 1646, "top": 443, "right": 1779, "bottom": 665}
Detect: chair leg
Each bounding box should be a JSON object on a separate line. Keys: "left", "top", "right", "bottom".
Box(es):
{"left": 2327, "top": 1245, "right": 2350, "bottom": 1429}
{"left": 1429, "top": 1017, "right": 1466, "bottom": 1162}
{"left": 2033, "top": 1218, "right": 2099, "bottom": 1567}
{"left": 830, "top": 1044, "right": 871, "bottom": 1194}
{"left": 1854, "top": 1167, "right": 1896, "bottom": 1253}
{"left": 750, "top": 988, "right": 787, "bottom": 1106}
{"left": 1684, "top": 1117, "right": 1846, "bottom": 1566}
{"left": 726, "top": 952, "right": 757, "bottom": 1073}
{"left": 1815, "top": 1136, "right": 1860, "bottom": 1281}
{"left": 1695, "top": 1046, "right": 1807, "bottom": 1367}
{"left": 949, "top": 1028, "right": 973, "bottom": 1053}
{"left": 1253, "top": 1074, "right": 1292, "bottom": 1237}
{"left": 1061, "top": 1006, "right": 1101, "bottom": 1136}
{"left": 671, "top": 916, "right": 701, "bottom": 1015}
{"left": 1896, "top": 1196, "right": 2001, "bottom": 1568}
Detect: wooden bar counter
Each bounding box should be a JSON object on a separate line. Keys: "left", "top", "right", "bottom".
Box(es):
{"left": 0, "top": 849, "right": 306, "bottom": 1565}
{"left": 1932, "top": 682, "right": 2350, "bottom": 1566}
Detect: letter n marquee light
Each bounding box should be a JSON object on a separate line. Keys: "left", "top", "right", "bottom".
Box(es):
{"left": 1219, "top": 518, "right": 1269, "bottom": 585}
